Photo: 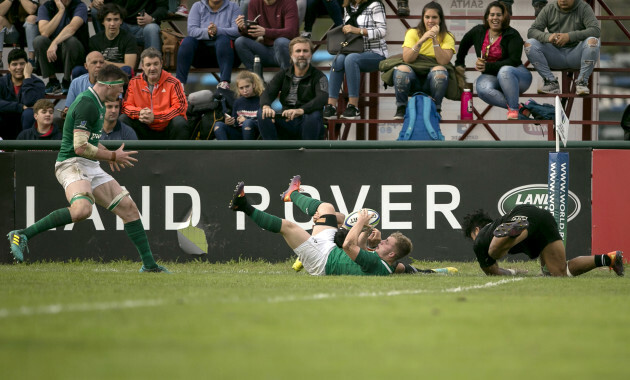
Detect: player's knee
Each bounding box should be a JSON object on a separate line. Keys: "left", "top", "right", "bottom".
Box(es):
{"left": 70, "top": 200, "right": 93, "bottom": 222}
{"left": 394, "top": 64, "right": 412, "bottom": 73}
{"left": 587, "top": 37, "right": 599, "bottom": 46}
{"left": 317, "top": 202, "right": 336, "bottom": 215}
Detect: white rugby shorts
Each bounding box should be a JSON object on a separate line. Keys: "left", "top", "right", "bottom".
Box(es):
{"left": 55, "top": 157, "right": 114, "bottom": 190}
{"left": 293, "top": 228, "right": 337, "bottom": 276}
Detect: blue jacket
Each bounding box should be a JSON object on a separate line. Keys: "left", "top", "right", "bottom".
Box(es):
{"left": 0, "top": 73, "right": 46, "bottom": 114}
{"left": 187, "top": 0, "right": 241, "bottom": 40}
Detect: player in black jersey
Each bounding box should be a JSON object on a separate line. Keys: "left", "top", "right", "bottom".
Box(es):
{"left": 462, "top": 205, "right": 624, "bottom": 277}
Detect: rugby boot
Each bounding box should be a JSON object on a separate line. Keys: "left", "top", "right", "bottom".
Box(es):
{"left": 606, "top": 251, "right": 624, "bottom": 276}
{"left": 432, "top": 267, "right": 458, "bottom": 274}
{"left": 292, "top": 258, "right": 304, "bottom": 272}
{"left": 139, "top": 265, "right": 170, "bottom": 273}
{"left": 493, "top": 220, "right": 529, "bottom": 238}
{"left": 7, "top": 230, "right": 28, "bottom": 263}
{"left": 281, "top": 175, "right": 301, "bottom": 202}
{"left": 229, "top": 181, "right": 246, "bottom": 211}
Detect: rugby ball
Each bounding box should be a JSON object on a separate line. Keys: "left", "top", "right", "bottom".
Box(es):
{"left": 343, "top": 209, "right": 380, "bottom": 230}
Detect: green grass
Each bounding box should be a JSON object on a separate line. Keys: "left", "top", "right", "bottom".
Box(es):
{"left": 1, "top": 260, "right": 628, "bottom": 380}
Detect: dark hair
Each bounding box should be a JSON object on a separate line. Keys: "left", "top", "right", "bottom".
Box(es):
{"left": 99, "top": 3, "right": 126, "bottom": 25}
{"left": 96, "top": 64, "right": 129, "bottom": 84}
{"left": 416, "top": 1, "right": 451, "bottom": 43}
{"left": 8, "top": 49, "right": 27, "bottom": 65}
{"left": 334, "top": 228, "right": 349, "bottom": 248}
{"left": 462, "top": 209, "right": 493, "bottom": 239}
{"left": 483, "top": 1, "right": 511, "bottom": 31}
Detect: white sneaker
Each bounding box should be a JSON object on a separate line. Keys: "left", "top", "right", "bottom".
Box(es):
{"left": 575, "top": 81, "right": 590, "bottom": 96}
{"left": 175, "top": 4, "right": 189, "bottom": 17}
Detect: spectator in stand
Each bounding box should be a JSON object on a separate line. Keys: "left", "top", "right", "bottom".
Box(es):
{"left": 100, "top": 100, "right": 138, "bottom": 140}
{"left": 525, "top": 0, "right": 600, "bottom": 96}
{"left": 91, "top": 0, "right": 167, "bottom": 51}
{"left": 257, "top": 37, "right": 327, "bottom": 140}
{"left": 89, "top": 3, "right": 137, "bottom": 77}
{"left": 323, "top": 0, "right": 387, "bottom": 120}
{"left": 300, "top": 0, "right": 343, "bottom": 39}
{"left": 0, "top": 0, "right": 39, "bottom": 69}
{"left": 386, "top": 1, "right": 453, "bottom": 119}
{"left": 455, "top": 1, "right": 532, "bottom": 120}
{"left": 61, "top": 51, "right": 105, "bottom": 119}
{"left": 0, "top": 49, "right": 45, "bottom": 139}
{"left": 176, "top": 0, "right": 241, "bottom": 89}
{"left": 532, "top": 0, "right": 548, "bottom": 17}
{"left": 234, "top": 0, "right": 298, "bottom": 71}
{"left": 17, "top": 99, "right": 62, "bottom": 140}
{"left": 121, "top": 48, "right": 189, "bottom": 140}
{"left": 35, "top": 0, "right": 89, "bottom": 95}
{"left": 214, "top": 70, "right": 262, "bottom": 140}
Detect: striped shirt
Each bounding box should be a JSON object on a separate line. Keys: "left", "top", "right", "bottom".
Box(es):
{"left": 344, "top": 1, "right": 388, "bottom": 57}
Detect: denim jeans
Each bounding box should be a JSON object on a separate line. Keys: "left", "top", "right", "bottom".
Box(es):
{"left": 122, "top": 22, "right": 162, "bottom": 50}
{"left": 328, "top": 51, "right": 384, "bottom": 99}
{"left": 176, "top": 36, "right": 236, "bottom": 84}
{"left": 393, "top": 66, "right": 449, "bottom": 110}
{"left": 214, "top": 119, "right": 258, "bottom": 140}
{"left": 91, "top": 6, "right": 102, "bottom": 34}
{"left": 235, "top": 36, "right": 291, "bottom": 71}
{"left": 0, "top": 22, "right": 39, "bottom": 52}
{"left": 257, "top": 109, "right": 325, "bottom": 140}
{"left": 476, "top": 65, "right": 532, "bottom": 110}
{"left": 524, "top": 37, "right": 600, "bottom": 83}
{"left": 304, "top": 0, "right": 343, "bottom": 32}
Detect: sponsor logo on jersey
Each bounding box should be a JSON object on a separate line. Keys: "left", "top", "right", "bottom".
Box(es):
{"left": 497, "top": 184, "right": 581, "bottom": 222}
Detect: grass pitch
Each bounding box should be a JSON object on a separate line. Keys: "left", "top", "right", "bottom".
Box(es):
{"left": 1, "top": 259, "right": 628, "bottom": 380}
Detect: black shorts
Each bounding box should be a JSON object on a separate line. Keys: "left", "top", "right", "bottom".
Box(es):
{"left": 508, "top": 205, "right": 562, "bottom": 259}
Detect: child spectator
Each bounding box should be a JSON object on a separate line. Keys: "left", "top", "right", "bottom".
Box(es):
{"left": 214, "top": 70, "right": 263, "bottom": 140}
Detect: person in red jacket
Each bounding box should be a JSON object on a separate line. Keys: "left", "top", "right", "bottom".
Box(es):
{"left": 121, "top": 48, "right": 189, "bottom": 140}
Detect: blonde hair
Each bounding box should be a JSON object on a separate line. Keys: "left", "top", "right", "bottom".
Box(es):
{"left": 234, "top": 70, "right": 264, "bottom": 98}
{"left": 390, "top": 232, "right": 413, "bottom": 260}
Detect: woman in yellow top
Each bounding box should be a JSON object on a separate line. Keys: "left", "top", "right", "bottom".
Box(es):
{"left": 392, "top": 1, "right": 455, "bottom": 119}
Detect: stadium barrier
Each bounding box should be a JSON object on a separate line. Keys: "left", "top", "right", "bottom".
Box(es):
{"left": 1, "top": 140, "right": 628, "bottom": 264}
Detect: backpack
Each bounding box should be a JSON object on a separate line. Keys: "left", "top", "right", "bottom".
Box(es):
{"left": 520, "top": 99, "right": 556, "bottom": 121}
{"left": 187, "top": 89, "right": 235, "bottom": 140}
{"left": 161, "top": 28, "right": 185, "bottom": 71}
{"left": 397, "top": 92, "right": 444, "bottom": 141}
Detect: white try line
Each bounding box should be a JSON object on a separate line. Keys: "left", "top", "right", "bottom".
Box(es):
{"left": 266, "top": 277, "right": 525, "bottom": 303}
{"left": 0, "top": 299, "right": 166, "bottom": 319}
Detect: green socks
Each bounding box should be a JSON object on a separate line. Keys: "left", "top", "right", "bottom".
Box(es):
{"left": 124, "top": 219, "right": 157, "bottom": 268}
{"left": 250, "top": 209, "right": 282, "bottom": 233}
{"left": 22, "top": 208, "right": 73, "bottom": 240}
{"left": 290, "top": 191, "right": 322, "bottom": 216}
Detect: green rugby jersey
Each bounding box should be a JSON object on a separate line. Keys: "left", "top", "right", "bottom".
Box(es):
{"left": 57, "top": 87, "right": 105, "bottom": 162}
{"left": 325, "top": 247, "right": 395, "bottom": 276}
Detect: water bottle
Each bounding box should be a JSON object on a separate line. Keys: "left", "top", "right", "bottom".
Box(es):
{"left": 461, "top": 88, "right": 473, "bottom": 120}
{"left": 253, "top": 55, "right": 263, "bottom": 80}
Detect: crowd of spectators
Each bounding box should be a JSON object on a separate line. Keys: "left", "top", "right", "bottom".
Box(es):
{"left": 0, "top": 0, "right": 604, "bottom": 141}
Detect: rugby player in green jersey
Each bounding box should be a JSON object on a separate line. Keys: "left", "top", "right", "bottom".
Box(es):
{"left": 229, "top": 175, "right": 413, "bottom": 276}
{"left": 8, "top": 64, "right": 168, "bottom": 273}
